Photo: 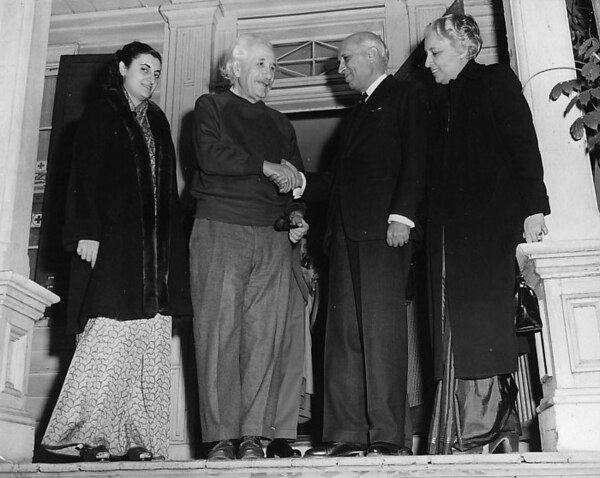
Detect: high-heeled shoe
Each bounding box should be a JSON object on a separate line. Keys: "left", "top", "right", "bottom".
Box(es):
{"left": 77, "top": 444, "right": 110, "bottom": 462}
{"left": 451, "top": 431, "right": 520, "bottom": 455}
{"left": 452, "top": 444, "right": 484, "bottom": 455}
{"left": 489, "top": 432, "right": 520, "bottom": 454}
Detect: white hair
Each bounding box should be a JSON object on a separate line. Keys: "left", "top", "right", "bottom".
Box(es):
{"left": 219, "top": 34, "right": 274, "bottom": 83}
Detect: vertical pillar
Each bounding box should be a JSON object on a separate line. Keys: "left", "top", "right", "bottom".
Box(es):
{"left": 159, "top": 1, "right": 221, "bottom": 197}
{"left": 504, "top": 0, "right": 600, "bottom": 452}
{"left": 0, "top": 0, "right": 50, "bottom": 276}
{"left": 0, "top": 0, "right": 59, "bottom": 463}
{"left": 159, "top": 1, "right": 222, "bottom": 457}
{"left": 385, "top": 0, "right": 411, "bottom": 73}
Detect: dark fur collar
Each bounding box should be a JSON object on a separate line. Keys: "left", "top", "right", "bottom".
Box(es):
{"left": 105, "top": 88, "right": 175, "bottom": 316}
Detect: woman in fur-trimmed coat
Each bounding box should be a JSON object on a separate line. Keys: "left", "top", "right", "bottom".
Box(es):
{"left": 42, "top": 41, "right": 191, "bottom": 462}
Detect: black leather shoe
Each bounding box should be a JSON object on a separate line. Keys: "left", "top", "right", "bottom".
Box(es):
{"left": 266, "top": 438, "right": 301, "bottom": 458}
{"left": 366, "top": 442, "right": 413, "bottom": 456}
{"left": 126, "top": 446, "right": 152, "bottom": 461}
{"left": 304, "top": 442, "right": 366, "bottom": 457}
{"left": 207, "top": 439, "right": 238, "bottom": 461}
{"left": 237, "top": 435, "right": 264, "bottom": 460}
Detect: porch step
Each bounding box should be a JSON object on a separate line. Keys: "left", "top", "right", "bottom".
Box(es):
{"left": 1, "top": 452, "right": 599, "bottom": 477}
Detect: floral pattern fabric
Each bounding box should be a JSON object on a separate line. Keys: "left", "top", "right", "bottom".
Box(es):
{"left": 42, "top": 315, "right": 172, "bottom": 458}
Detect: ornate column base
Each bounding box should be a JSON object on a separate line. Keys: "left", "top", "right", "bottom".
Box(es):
{"left": 0, "top": 272, "right": 58, "bottom": 463}
{"left": 519, "top": 240, "right": 600, "bottom": 452}
{"left": 538, "top": 384, "right": 600, "bottom": 451}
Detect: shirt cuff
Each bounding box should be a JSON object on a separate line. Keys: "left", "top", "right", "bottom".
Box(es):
{"left": 388, "top": 214, "right": 415, "bottom": 228}
{"left": 292, "top": 172, "right": 307, "bottom": 199}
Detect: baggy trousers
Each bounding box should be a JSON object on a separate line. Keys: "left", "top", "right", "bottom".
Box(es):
{"left": 190, "top": 218, "right": 293, "bottom": 442}
{"left": 270, "top": 263, "right": 307, "bottom": 439}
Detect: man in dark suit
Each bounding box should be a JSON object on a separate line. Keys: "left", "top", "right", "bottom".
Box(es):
{"left": 279, "top": 31, "right": 427, "bottom": 457}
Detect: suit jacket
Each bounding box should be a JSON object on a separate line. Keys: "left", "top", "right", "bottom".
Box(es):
{"left": 304, "top": 75, "right": 428, "bottom": 243}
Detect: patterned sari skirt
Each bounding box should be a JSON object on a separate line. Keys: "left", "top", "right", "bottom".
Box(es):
{"left": 42, "top": 314, "right": 172, "bottom": 458}
{"left": 427, "top": 248, "right": 520, "bottom": 455}
{"left": 426, "top": 329, "right": 520, "bottom": 454}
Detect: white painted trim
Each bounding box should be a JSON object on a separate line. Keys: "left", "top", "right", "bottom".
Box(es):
{"left": 49, "top": 7, "right": 166, "bottom": 50}
{"left": 220, "top": 0, "right": 385, "bottom": 19}
{"left": 45, "top": 43, "right": 79, "bottom": 72}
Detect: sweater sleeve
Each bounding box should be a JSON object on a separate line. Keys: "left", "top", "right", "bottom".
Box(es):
{"left": 192, "top": 94, "right": 264, "bottom": 177}
{"left": 488, "top": 64, "right": 550, "bottom": 218}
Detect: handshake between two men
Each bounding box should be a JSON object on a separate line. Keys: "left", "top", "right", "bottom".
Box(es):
{"left": 262, "top": 159, "right": 308, "bottom": 244}
{"left": 263, "top": 157, "right": 410, "bottom": 248}
{"left": 263, "top": 159, "right": 303, "bottom": 194}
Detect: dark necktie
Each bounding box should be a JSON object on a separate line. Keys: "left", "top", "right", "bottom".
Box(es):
{"left": 359, "top": 92, "right": 368, "bottom": 104}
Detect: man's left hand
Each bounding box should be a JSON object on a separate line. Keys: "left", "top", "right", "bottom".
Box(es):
{"left": 289, "top": 214, "right": 309, "bottom": 243}
{"left": 386, "top": 222, "right": 410, "bottom": 247}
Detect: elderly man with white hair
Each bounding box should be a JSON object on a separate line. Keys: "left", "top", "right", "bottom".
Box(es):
{"left": 189, "top": 34, "right": 309, "bottom": 461}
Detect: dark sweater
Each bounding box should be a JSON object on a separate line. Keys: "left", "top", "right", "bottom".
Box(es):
{"left": 191, "top": 90, "right": 304, "bottom": 226}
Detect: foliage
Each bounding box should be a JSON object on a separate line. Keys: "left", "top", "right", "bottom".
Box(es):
{"left": 551, "top": 0, "right": 600, "bottom": 153}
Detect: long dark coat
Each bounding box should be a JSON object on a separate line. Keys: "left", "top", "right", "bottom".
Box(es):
{"left": 426, "top": 60, "right": 550, "bottom": 380}
{"left": 63, "top": 88, "right": 192, "bottom": 334}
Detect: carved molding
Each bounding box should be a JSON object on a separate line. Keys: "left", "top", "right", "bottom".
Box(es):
{"left": 267, "top": 77, "right": 356, "bottom": 114}
{"left": 404, "top": 0, "right": 453, "bottom": 49}
{"left": 45, "top": 44, "right": 79, "bottom": 75}
{"left": 520, "top": 240, "right": 600, "bottom": 281}
{"left": 220, "top": 0, "right": 385, "bottom": 18}
{"left": 3, "top": 324, "right": 28, "bottom": 396}
{"left": 49, "top": 7, "right": 166, "bottom": 53}
{"left": 564, "top": 294, "right": 600, "bottom": 373}
{"left": 520, "top": 243, "right": 600, "bottom": 403}
{"left": 161, "top": 21, "right": 217, "bottom": 160}
{"left": 0, "top": 272, "right": 59, "bottom": 321}
{"left": 0, "top": 272, "right": 58, "bottom": 416}
{"left": 159, "top": 1, "right": 220, "bottom": 26}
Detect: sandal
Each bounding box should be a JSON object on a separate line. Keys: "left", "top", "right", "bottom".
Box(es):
{"left": 78, "top": 444, "right": 110, "bottom": 462}
{"left": 126, "top": 446, "right": 153, "bottom": 461}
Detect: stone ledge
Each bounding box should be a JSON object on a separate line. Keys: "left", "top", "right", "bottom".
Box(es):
{"left": 1, "top": 453, "right": 600, "bottom": 477}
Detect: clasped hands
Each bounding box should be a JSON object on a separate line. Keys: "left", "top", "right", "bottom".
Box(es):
{"left": 263, "top": 159, "right": 302, "bottom": 194}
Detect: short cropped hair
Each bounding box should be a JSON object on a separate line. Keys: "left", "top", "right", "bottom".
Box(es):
{"left": 425, "top": 14, "right": 482, "bottom": 60}
{"left": 346, "top": 31, "right": 389, "bottom": 67}
{"left": 220, "top": 34, "right": 274, "bottom": 84}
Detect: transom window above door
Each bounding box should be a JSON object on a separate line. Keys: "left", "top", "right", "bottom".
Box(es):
{"left": 273, "top": 40, "right": 342, "bottom": 79}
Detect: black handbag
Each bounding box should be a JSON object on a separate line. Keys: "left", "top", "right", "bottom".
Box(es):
{"left": 514, "top": 275, "right": 543, "bottom": 334}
